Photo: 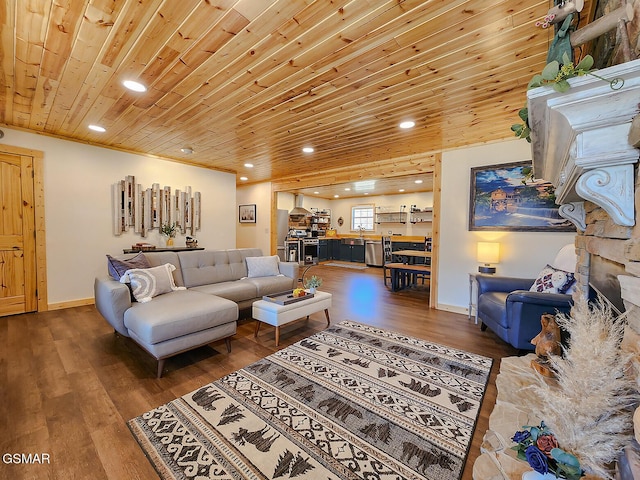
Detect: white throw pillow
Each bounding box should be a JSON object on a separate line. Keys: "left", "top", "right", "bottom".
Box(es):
{"left": 120, "top": 263, "right": 185, "bottom": 303}
{"left": 551, "top": 244, "right": 576, "bottom": 273}
{"left": 246, "top": 255, "right": 280, "bottom": 278}
{"left": 529, "top": 264, "right": 576, "bottom": 294}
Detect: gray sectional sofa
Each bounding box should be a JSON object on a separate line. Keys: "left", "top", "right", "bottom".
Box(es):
{"left": 94, "top": 248, "right": 299, "bottom": 377}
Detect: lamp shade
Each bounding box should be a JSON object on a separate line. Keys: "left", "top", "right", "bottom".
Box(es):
{"left": 477, "top": 242, "right": 500, "bottom": 273}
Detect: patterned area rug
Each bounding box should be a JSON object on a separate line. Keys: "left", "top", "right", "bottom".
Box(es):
{"left": 128, "top": 320, "right": 492, "bottom": 480}
{"left": 322, "top": 262, "right": 368, "bottom": 270}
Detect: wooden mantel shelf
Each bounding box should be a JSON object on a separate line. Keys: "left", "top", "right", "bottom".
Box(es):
{"left": 527, "top": 58, "right": 640, "bottom": 229}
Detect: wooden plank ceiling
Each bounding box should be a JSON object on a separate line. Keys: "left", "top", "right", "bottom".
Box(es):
{"left": 0, "top": 0, "right": 593, "bottom": 196}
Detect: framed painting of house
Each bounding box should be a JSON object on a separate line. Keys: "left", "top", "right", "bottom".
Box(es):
{"left": 469, "top": 161, "right": 574, "bottom": 232}
{"left": 239, "top": 204, "right": 256, "bottom": 223}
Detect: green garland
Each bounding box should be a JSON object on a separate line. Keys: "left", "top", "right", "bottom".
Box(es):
{"left": 511, "top": 54, "right": 623, "bottom": 143}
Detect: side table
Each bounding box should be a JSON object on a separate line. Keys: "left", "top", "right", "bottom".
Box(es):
{"left": 469, "top": 273, "right": 479, "bottom": 324}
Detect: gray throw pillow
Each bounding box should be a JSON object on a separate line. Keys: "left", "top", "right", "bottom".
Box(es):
{"left": 106, "top": 252, "right": 150, "bottom": 280}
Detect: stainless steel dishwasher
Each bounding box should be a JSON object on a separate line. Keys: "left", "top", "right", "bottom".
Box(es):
{"left": 365, "top": 240, "right": 383, "bottom": 266}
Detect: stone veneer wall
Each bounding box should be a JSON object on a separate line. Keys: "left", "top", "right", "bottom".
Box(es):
{"left": 574, "top": 165, "right": 640, "bottom": 375}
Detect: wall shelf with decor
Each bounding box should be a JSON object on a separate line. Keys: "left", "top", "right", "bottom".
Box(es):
{"left": 375, "top": 206, "right": 407, "bottom": 224}
{"left": 310, "top": 209, "right": 331, "bottom": 236}
{"left": 410, "top": 206, "right": 432, "bottom": 224}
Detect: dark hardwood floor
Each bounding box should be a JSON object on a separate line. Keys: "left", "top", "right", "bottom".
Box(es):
{"left": 0, "top": 263, "right": 517, "bottom": 480}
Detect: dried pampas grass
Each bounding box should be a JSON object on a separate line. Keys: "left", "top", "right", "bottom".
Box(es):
{"left": 519, "top": 295, "right": 637, "bottom": 479}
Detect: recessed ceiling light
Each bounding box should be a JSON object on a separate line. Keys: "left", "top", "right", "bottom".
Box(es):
{"left": 302, "top": 147, "right": 314, "bottom": 153}
{"left": 344, "top": 187, "right": 351, "bottom": 191}
{"left": 399, "top": 121, "right": 415, "bottom": 129}
{"left": 240, "top": 176, "right": 248, "bottom": 181}
{"left": 123, "top": 80, "right": 147, "bottom": 92}
{"left": 180, "top": 147, "right": 193, "bottom": 154}
{"left": 399, "top": 189, "right": 405, "bottom": 192}
{"left": 88, "top": 124, "right": 106, "bottom": 132}
{"left": 244, "top": 163, "right": 254, "bottom": 168}
{"left": 334, "top": 194, "right": 339, "bottom": 198}
{"left": 415, "top": 179, "right": 423, "bottom": 184}
{"left": 364, "top": 192, "right": 369, "bottom": 195}
{"left": 313, "top": 191, "right": 320, "bottom": 194}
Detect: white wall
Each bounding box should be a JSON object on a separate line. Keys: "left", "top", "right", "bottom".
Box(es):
{"left": 437, "top": 139, "right": 577, "bottom": 313}
{"left": 1, "top": 127, "right": 236, "bottom": 306}
{"left": 275, "top": 191, "right": 433, "bottom": 236}
{"left": 329, "top": 192, "right": 433, "bottom": 237}
{"left": 3, "top": 124, "right": 575, "bottom": 311}
{"left": 236, "top": 183, "right": 272, "bottom": 254}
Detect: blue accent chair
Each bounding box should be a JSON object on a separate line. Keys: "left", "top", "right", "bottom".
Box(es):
{"left": 476, "top": 244, "right": 577, "bottom": 351}
{"left": 476, "top": 274, "right": 573, "bottom": 351}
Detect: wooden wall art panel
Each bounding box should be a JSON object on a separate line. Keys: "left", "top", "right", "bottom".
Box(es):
{"left": 112, "top": 176, "right": 201, "bottom": 237}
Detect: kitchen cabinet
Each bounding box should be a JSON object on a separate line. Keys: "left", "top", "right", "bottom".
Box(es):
{"left": 339, "top": 243, "right": 365, "bottom": 263}
{"left": 319, "top": 240, "right": 328, "bottom": 261}
{"left": 329, "top": 239, "right": 340, "bottom": 260}
{"left": 318, "top": 239, "right": 340, "bottom": 261}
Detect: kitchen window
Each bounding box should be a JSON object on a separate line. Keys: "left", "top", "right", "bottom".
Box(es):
{"left": 351, "top": 205, "right": 374, "bottom": 231}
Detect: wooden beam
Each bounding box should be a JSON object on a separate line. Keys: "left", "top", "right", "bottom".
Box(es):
{"left": 430, "top": 152, "right": 442, "bottom": 309}
{"left": 571, "top": 4, "right": 635, "bottom": 46}
{"left": 271, "top": 154, "right": 436, "bottom": 192}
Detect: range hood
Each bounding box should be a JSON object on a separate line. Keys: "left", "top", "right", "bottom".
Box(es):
{"left": 290, "top": 194, "right": 311, "bottom": 216}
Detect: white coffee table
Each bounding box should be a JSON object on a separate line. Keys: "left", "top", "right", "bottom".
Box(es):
{"left": 253, "top": 291, "right": 332, "bottom": 346}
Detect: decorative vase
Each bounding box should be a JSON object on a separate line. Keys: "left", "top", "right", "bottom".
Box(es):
{"left": 162, "top": 235, "right": 174, "bottom": 247}
{"left": 309, "top": 287, "right": 316, "bottom": 294}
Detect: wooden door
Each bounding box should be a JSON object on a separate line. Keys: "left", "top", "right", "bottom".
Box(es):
{"left": 0, "top": 152, "right": 37, "bottom": 316}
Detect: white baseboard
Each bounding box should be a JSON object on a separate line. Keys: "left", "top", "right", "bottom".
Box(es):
{"left": 434, "top": 303, "right": 468, "bottom": 316}
{"left": 48, "top": 298, "right": 94, "bottom": 311}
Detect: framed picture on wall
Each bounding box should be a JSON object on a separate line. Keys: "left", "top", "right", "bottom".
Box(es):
{"left": 239, "top": 204, "right": 256, "bottom": 223}
{"left": 469, "top": 161, "right": 574, "bottom": 232}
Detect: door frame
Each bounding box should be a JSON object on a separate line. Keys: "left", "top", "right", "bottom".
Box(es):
{"left": 0, "top": 143, "right": 48, "bottom": 313}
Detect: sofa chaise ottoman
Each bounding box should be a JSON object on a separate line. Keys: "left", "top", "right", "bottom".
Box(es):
{"left": 94, "top": 248, "right": 299, "bottom": 377}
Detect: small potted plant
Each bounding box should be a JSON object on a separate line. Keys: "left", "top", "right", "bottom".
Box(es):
{"left": 304, "top": 275, "right": 323, "bottom": 293}
{"left": 160, "top": 222, "right": 177, "bottom": 246}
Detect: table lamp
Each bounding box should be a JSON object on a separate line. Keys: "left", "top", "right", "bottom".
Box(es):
{"left": 477, "top": 242, "right": 500, "bottom": 274}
